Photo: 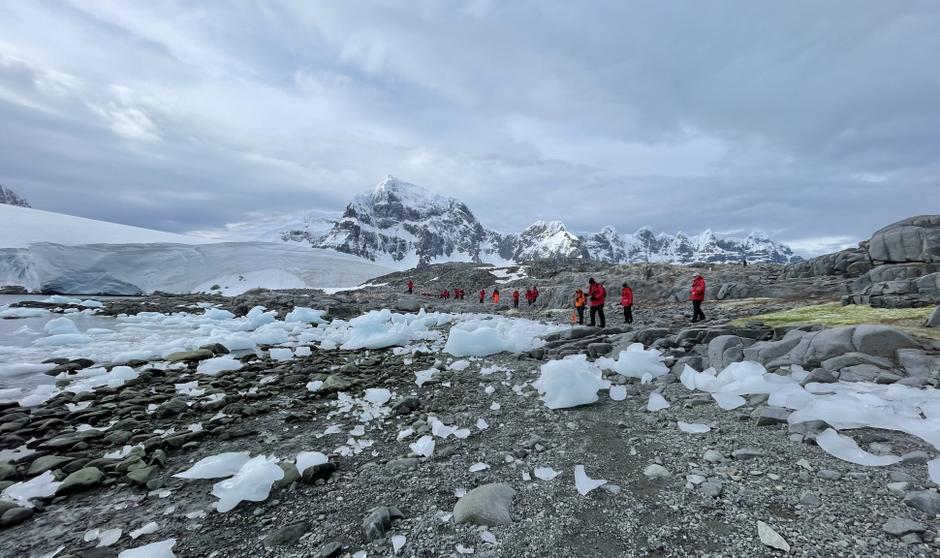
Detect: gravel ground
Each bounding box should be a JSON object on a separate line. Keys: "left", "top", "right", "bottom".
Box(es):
{"left": 0, "top": 293, "right": 938, "bottom": 558}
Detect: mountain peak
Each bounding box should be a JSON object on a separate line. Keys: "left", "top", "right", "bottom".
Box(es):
{"left": 0, "top": 185, "right": 30, "bottom": 208}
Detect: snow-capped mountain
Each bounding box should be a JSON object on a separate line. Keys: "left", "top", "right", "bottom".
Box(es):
{"left": 209, "top": 176, "right": 799, "bottom": 267}
{"left": 0, "top": 185, "right": 30, "bottom": 208}
{"left": 318, "top": 176, "right": 493, "bottom": 267}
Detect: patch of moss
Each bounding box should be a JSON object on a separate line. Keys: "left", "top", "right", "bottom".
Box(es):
{"left": 733, "top": 302, "right": 938, "bottom": 340}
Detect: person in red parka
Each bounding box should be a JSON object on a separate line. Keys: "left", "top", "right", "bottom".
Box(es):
{"left": 587, "top": 277, "right": 606, "bottom": 328}
{"left": 512, "top": 289, "right": 520, "bottom": 308}
{"left": 532, "top": 286, "right": 539, "bottom": 303}
{"left": 479, "top": 289, "right": 485, "bottom": 303}
{"left": 690, "top": 273, "right": 706, "bottom": 322}
{"left": 407, "top": 279, "right": 413, "bottom": 294}
{"left": 525, "top": 289, "right": 533, "bottom": 305}
{"left": 620, "top": 282, "right": 634, "bottom": 324}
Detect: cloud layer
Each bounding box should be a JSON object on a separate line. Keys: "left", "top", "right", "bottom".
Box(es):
{"left": 1, "top": 1, "right": 937, "bottom": 254}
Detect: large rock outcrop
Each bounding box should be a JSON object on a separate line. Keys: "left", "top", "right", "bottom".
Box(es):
{"left": 867, "top": 215, "right": 940, "bottom": 265}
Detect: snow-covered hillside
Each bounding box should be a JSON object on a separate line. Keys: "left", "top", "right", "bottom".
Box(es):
{"left": 0, "top": 242, "right": 392, "bottom": 295}
{"left": 0, "top": 204, "right": 214, "bottom": 248}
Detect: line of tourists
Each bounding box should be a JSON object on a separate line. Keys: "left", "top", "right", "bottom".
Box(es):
{"left": 572, "top": 273, "right": 706, "bottom": 327}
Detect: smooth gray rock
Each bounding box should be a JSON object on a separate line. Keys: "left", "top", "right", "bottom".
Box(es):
{"left": 26, "top": 455, "right": 73, "bottom": 476}
{"left": 851, "top": 325, "right": 920, "bottom": 358}
{"left": 453, "top": 483, "right": 516, "bottom": 526}
{"left": 882, "top": 517, "right": 926, "bottom": 536}
{"left": 395, "top": 297, "right": 422, "bottom": 312}
{"left": 731, "top": 447, "right": 766, "bottom": 460}
{"left": 56, "top": 467, "right": 104, "bottom": 494}
{"left": 821, "top": 352, "right": 894, "bottom": 372}
{"left": 0, "top": 506, "right": 33, "bottom": 526}
{"left": 897, "top": 348, "right": 940, "bottom": 378}
{"left": 165, "top": 349, "right": 214, "bottom": 363}
{"left": 263, "top": 521, "right": 310, "bottom": 548}
{"left": 800, "top": 368, "right": 837, "bottom": 385}
{"left": 756, "top": 406, "right": 791, "bottom": 426}
{"left": 925, "top": 305, "right": 940, "bottom": 327}
{"left": 707, "top": 335, "right": 751, "bottom": 370}
{"left": 363, "top": 505, "right": 404, "bottom": 541}
{"left": 643, "top": 464, "right": 671, "bottom": 479}
{"left": 867, "top": 215, "right": 940, "bottom": 264}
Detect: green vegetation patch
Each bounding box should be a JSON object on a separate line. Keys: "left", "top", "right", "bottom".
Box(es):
{"left": 734, "top": 302, "right": 938, "bottom": 340}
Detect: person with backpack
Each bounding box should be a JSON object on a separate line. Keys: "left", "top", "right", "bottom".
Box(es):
{"left": 690, "top": 273, "right": 707, "bottom": 323}
{"left": 620, "top": 282, "right": 634, "bottom": 324}
{"left": 587, "top": 278, "right": 606, "bottom": 328}
{"left": 512, "top": 289, "right": 520, "bottom": 308}
{"left": 574, "top": 288, "right": 586, "bottom": 325}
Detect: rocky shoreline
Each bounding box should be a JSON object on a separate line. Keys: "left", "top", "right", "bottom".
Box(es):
{"left": 0, "top": 287, "right": 938, "bottom": 557}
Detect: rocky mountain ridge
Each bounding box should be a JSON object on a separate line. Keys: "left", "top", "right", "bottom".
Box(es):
{"left": 291, "top": 176, "right": 800, "bottom": 267}
{"left": 0, "top": 185, "right": 30, "bottom": 208}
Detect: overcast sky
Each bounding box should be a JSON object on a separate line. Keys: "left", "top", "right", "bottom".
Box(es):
{"left": 1, "top": 1, "right": 938, "bottom": 255}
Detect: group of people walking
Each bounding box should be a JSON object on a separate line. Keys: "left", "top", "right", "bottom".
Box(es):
{"left": 406, "top": 272, "right": 708, "bottom": 327}
{"left": 571, "top": 273, "right": 706, "bottom": 327}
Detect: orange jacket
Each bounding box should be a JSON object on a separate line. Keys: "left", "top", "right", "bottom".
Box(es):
{"left": 493, "top": 292, "right": 500, "bottom": 303}
{"left": 574, "top": 290, "right": 586, "bottom": 307}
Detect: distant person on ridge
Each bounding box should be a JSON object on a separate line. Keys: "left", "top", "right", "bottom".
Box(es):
{"left": 512, "top": 289, "right": 520, "bottom": 308}
{"left": 690, "top": 273, "right": 707, "bottom": 323}
{"left": 492, "top": 288, "right": 500, "bottom": 304}
{"left": 587, "top": 278, "right": 606, "bottom": 328}
{"left": 620, "top": 282, "right": 634, "bottom": 324}
{"left": 525, "top": 288, "right": 533, "bottom": 306}
{"left": 479, "top": 289, "right": 485, "bottom": 303}
{"left": 532, "top": 286, "right": 539, "bottom": 304}
{"left": 574, "top": 288, "right": 586, "bottom": 325}
{"left": 453, "top": 288, "right": 459, "bottom": 299}
{"left": 407, "top": 279, "right": 413, "bottom": 294}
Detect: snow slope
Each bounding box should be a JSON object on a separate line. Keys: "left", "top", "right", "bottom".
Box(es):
{"left": 0, "top": 204, "right": 215, "bottom": 249}
{"left": 0, "top": 242, "right": 392, "bottom": 295}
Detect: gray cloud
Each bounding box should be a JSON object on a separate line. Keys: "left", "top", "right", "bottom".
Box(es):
{"left": 0, "top": 0, "right": 937, "bottom": 254}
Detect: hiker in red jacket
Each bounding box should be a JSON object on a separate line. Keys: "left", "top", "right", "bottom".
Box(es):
{"left": 479, "top": 289, "right": 485, "bottom": 303}
{"left": 525, "top": 289, "right": 533, "bottom": 305}
{"left": 512, "top": 289, "right": 520, "bottom": 308}
{"left": 532, "top": 286, "right": 539, "bottom": 303}
{"left": 406, "top": 279, "right": 414, "bottom": 294}
{"left": 690, "top": 273, "right": 706, "bottom": 323}
{"left": 492, "top": 288, "right": 500, "bottom": 304}
{"left": 620, "top": 282, "right": 634, "bottom": 324}
{"left": 587, "top": 277, "right": 606, "bottom": 328}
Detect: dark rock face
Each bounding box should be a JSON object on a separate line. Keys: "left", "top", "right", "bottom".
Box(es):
{"left": 0, "top": 185, "right": 30, "bottom": 208}
{"left": 868, "top": 215, "right": 940, "bottom": 264}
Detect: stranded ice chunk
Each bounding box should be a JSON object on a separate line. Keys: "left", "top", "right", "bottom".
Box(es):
{"left": 295, "top": 451, "right": 328, "bottom": 475}
{"left": 532, "top": 355, "right": 609, "bottom": 409}
{"left": 596, "top": 343, "right": 669, "bottom": 380}
{"left": 815, "top": 428, "right": 901, "bottom": 466}
{"left": 647, "top": 392, "right": 670, "bottom": 412}
{"left": 677, "top": 421, "right": 711, "bottom": 434}
{"left": 534, "top": 467, "right": 560, "bottom": 481}
{"left": 211, "top": 455, "right": 283, "bottom": 512}
{"left": 118, "top": 538, "right": 176, "bottom": 558}
{"left": 574, "top": 465, "right": 606, "bottom": 496}
{"left": 173, "top": 452, "right": 252, "bottom": 479}
{"left": 284, "top": 307, "right": 326, "bottom": 324}
{"left": 1, "top": 470, "right": 61, "bottom": 506}
{"left": 196, "top": 357, "right": 242, "bottom": 376}
{"left": 609, "top": 385, "right": 627, "bottom": 401}
{"left": 410, "top": 435, "right": 435, "bottom": 458}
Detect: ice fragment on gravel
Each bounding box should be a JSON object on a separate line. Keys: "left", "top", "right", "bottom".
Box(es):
{"left": 306, "top": 380, "right": 323, "bottom": 392}
{"left": 476, "top": 418, "right": 489, "bottom": 430}
{"left": 534, "top": 467, "right": 559, "bottom": 481}
{"left": 174, "top": 452, "right": 252, "bottom": 479}
{"left": 211, "top": 455, "right": 283, "bottom": 512}
{"left": 677, "top": 421, "right": 711, "bottom": 434}
{"left": 928, "top": 458, "right": 940, "bottom": 484}
{"left": 711, "top": 392, "right": 746, "bottom": 410}
{"left": 574, "top": 465, "right": 606, "bottom": 495}
{"left": 469, "top": 462, "right": 490, "bottom": 472}
{"left": 596, "top": 343, "right": 669, "bottom": 380}
{"left": 392, "top": 534, "right": 406, "bottom": 554}
{"left": 757, "top": 521, "right": 790, "bottom": 552}
{"left": 609, "top": 385, "right": 627, "bottom": 401}
{"left": 96, "top": 528, "right": 122, "bottom": 547}
{"left": 268, "top": 348, "right": 294, "bottom": 361}
{"left": 1, "top": 470, "right": 61, "bottom": 506}
{"left": 410, "top": 435, "right": 435, "bottom": 458}
{"left": 480, "top": 530, "right": 497, "bottom": 544}
{"left": 295, "top": 451, "right": 328, "bottom": 475}
{"left": 647, "top": 392, "right": 670, "bottom": 412}
{"left": 449, "top": 359, "right": 471, "bottom": 371}
{"left": 532, "top": 355, "right": 609, "bottom": 409}
{"left": 350, "top": 425, "right": 366, "bottom": 436}
{"left": 363, "top": 388, "right": 392, "bottom": 405}
{"left": 284, "top": 307, "right": 326, "bottom": 324}
{"left": 415, "top": 367, "right": 437, "bottom": 386}
{"left": 129, "top": 522, "right": 160, "bottom": 539}
{"left": 196, "top": 356, "right": 243, "bottom": 376}
{"left": 118, "top": 538, "right": 176, "bottom": 558}
{"left": 490, "top": 402, "right": 500, "bottom": 411}
{"left": 815, "top": 428, "right": 901, "bottom": 466}
{"left": 397, "top": 428, "right": 414, "bottom": 440}
{"left": 456, "top": 544, "right": 473, "bottom": 554}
